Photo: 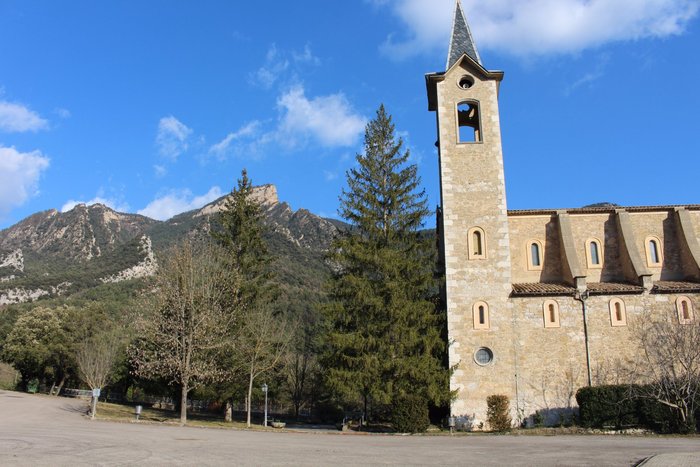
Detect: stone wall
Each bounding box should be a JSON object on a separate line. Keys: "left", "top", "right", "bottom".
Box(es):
{"left": 509, "top": 291, "right": 697, "bottom": 427}
{"left": 508, "top": 215, "right": 561, "bottom": 284}
{"left": 432, "top": 57, "right": 514, "bottom": 422}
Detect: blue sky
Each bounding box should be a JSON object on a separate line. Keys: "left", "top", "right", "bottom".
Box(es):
{"left": 1, "top": 0, "right": 699, "bottom": 229}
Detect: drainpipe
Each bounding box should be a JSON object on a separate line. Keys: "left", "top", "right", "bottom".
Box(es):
{"left": 574, "top": 290, "right": 593, "bottom": 386}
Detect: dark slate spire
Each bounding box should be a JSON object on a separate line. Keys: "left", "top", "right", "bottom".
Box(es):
{"left": 446, "top": 1, "right": 482, "bottom": 70}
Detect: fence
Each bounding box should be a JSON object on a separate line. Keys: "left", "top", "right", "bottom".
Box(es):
{"left": 60, "top": 388, "right": 311, "bottom": 418}
{"left": 61, "top": 388, "right": 92, "bottom": 399}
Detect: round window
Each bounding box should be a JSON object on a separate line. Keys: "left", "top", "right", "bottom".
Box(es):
{"left": 458, "top": 76, "right": 474, "bottom": 89}
{"left": 474, "top": 347, "right": 493, "bottom": 366}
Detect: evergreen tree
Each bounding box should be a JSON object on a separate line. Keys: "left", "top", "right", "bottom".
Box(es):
{"left": 212, "top": 169, "right": 274, "bottom": 307}
{"left": 211, "top": 169, "right": 284, "bottom": 425}
{"left": 323, "top": 105, "right": 450, "bottom": 420}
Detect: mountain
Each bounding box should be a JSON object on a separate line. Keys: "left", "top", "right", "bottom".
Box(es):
{"left": 0, "top": 185, "right": 340, "bottom": 308}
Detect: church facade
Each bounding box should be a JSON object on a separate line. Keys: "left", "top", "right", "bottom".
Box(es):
{"left": 427, "top": 2, "right": 700, "bottom": 427}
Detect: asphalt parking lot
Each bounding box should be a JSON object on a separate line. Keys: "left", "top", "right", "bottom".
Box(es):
{"left": 1, "top": 390, "right": 699, "bottom": 466}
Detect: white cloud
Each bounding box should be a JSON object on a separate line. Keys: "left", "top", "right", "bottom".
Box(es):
{"left": 61, "top": 196, "right": 129, "bottom": 213}
{"left": 0, "top": 101, "right": 48, "bottom": 133}
{"left": 54, "top": 107, "right": 71, "bottom": 119}
{"left": 249, "top": 44, "right": 320, "bottom": 89}
{"left": 564, "top": 52, "right": 611, "bottom": 95}
{"left": 137, "top": 186, "right": 223, "bottom": 221}
{"left": 153, "top": 164, "right": 167, "bottom": 178}
{"left": 277, "top": 85, "right": 366, "bottom": 148}
{"left": 250, "top": 44, "right": 290, "bottom": 89}
{"left": 378, "top": 0, "right": 700, "bottom": 59}
{"left": 292, "top": 44, "right": 321, "bottom": 66}
{"left": 0, "top": 146, "right": 50, "bottom": 214}
{"left": 208, "top": 121, "right": 261, "bottom": 159}
{"left": 156, "top": 116, "right": 192, "bottom": 160}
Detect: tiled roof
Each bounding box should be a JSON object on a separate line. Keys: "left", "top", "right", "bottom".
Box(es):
{"left": 652, "top": 281, "right": 700, "bottom": 293}
{"left": 508, "top": 205, "right": 700, "bottom": 217}
{"left": 446, "top": 1, "right": 481, "bottom": 69}
{"left": 587, "top": 282, "right": 644, "bottom": 295}
{"left": 511, "top": 283, "right": 576, "bottom": 297}
{"left": 512, "top": 281, "right": 700, "bottom": 297}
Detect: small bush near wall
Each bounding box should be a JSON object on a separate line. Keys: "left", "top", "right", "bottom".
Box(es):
{"left": 486, "top": 395, "right": 512, "bottom": 432}
{"left": 576, "top": 385, "right": 639, "bottom": 429}
{"left": 391, "top": 394, "right": 429, "bottom": 433}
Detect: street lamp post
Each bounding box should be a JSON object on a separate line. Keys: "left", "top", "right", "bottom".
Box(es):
{"left": 262, "top": 383, "right": 268, "bottom": 427}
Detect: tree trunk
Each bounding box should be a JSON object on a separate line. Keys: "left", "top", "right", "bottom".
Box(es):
{"left": 55, "top": 375, "right": 67, "bottom": 396}
{"left": 363, "top": 394, "right": 368, "bottom": 428}
{"left": 180, "top": 384, "right": 188, "bottom": 426}
{"left": 246, "top": 371, "right": 254, "bottom": 427}
{"left": 224, "top": 400, "right": 232, "bottom": 422}
{"left": 90, "top": 396, "right": 97, "bottom": 420}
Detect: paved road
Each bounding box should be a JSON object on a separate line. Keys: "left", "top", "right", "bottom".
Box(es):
{"left": 1, "top": 390, "right": 699, "bottom": 466}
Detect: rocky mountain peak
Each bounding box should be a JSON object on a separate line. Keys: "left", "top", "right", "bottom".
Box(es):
{"left": 0, "top": 182, "right": 346, "bottom": 307}
{"left": 0, "top": 203, "right": 156, "bottom": 262}
{"left": 250, "top": 184, "right": 279, "bottom": 207}
{"left": 196, "top": 184, "right": 279, "bottom": 217}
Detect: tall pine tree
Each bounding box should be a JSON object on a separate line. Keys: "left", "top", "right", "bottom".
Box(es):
{"left": 212, "top": 169, "right": 273, "bottom": 307}
{"left": 323, "top": 105, "right": 450, "bottom": 421}
{"left": 211, "top": 169, "right": 283, "bottom": 425}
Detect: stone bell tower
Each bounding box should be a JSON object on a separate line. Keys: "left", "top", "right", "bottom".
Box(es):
{"left": 426, "top": 1, "right": 515, "bottom": 424}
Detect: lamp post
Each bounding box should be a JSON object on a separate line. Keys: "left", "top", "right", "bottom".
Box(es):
{"left": 262, "top": 383, "right": 268, "bottom": 427}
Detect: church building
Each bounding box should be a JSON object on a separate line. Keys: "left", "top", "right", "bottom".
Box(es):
{"left": 427, "top": 2, "right": 700, "bottom": 427}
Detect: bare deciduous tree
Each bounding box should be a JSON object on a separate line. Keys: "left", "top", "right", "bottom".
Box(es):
{"left": 237, "top": 307, "right": 289, "bottom": 427}
{"left": 76, "top": 329, "right": 124, "bottom": 419}
{"left": 130, "top": 240, "right": 241, "bottom": 425}
{"left": 630, "top": 312, "right": 700, "bottom": 431}
{"left": 284, "top": 341, "right": 319, "bottom": 419}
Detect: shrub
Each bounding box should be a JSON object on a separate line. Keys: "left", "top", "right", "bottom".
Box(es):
{"left": 313, "top": 401, "right": 344, "bottom": 424}
{"left": 533, "top": 410, "right": 544, "bottom": 427}
{"left": 486, "top": 395, "right": 512, "bottom": 432}
{"left": 576, "top": 385, "right": 640, "bottom": 429}
{"left": 391, "top": 393, "right": 430, "bottom": 433}
{"left": 575, "top": 384, "right": 697, "bottom": 433}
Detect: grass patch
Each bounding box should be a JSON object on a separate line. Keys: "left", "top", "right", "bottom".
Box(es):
{"left": 94, "top": 401, "right": 273, "bottom": 430}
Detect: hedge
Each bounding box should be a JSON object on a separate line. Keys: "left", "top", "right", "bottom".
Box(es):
{"left": 575, "top": 384, "right": 696, "bottom": 433}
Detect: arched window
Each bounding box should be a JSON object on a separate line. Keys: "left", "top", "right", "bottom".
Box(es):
{"left": 645, "top": 236, "right": 663, "bottom": 267}
{"left": 473, "top": 231, "right": 482, "bottom": 255}
{"left": 456, "top": 101, "right": 482, "bottom": 143}
{"left": 467, "top": 227, "right": 486, "bottom": 259}
{"left": 527, "top": 240, "right": 544, "bottom": 271}
{"left": 676, "top": 296, "right": 694, "bottom": 324}
{"left": 543, "top": 299, "right": 560, "bottom": 328}
{"left": 585, "top": 238, "right": 603, "bottom": 268}
{"left": 609, "top": 298, "right": 627, "bottom": 327}
{"left": 473, "top": 301, "right": 490, "bottom": 330}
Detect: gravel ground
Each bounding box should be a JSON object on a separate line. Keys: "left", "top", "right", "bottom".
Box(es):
{"left": 1, "top": 390, "right": 699, "bottom": 466}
